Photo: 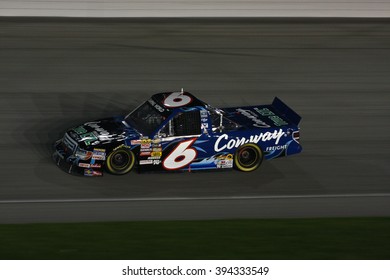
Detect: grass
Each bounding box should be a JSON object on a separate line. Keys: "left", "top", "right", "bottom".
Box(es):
{"left": 0, "top": 218, "right": 389, "bottom": 259}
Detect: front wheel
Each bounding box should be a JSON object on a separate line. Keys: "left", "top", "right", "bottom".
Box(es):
{"left": 105, "top": 148, "right": 135, "bottom": 175}
{"left": 234, "top": 144, "right": 263, "bottom": 172}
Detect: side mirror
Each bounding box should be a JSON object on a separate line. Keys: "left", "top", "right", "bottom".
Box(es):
{"left": 219, "top": 126, "right": 225, "bottom": 133}
{"left": 156, "top": 132, "right": 166, "bottom": 138}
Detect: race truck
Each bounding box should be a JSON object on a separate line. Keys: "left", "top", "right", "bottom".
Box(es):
{"left": 53, "top": 90, "right": 302, "bottom": 176}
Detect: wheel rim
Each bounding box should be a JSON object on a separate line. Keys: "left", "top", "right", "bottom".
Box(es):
{"left": 238, "top": 147, "right": 258, "bottom": 168}
{"left": 111, "top": 151, "right": 130, "bottom": 169}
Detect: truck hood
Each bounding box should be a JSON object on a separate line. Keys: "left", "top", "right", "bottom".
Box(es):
{"left": 66, "top": 117, "right": 141, "bottom": 148}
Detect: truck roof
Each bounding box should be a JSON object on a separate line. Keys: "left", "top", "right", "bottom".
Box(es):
{"left": 151, "top": 91, "right": 207, "bottom": 110}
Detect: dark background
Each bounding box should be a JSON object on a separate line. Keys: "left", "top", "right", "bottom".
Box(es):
{"left": 0, "top": 18, "right": 389, "bottom": 223}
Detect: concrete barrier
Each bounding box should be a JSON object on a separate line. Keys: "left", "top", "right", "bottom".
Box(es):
{"left": 0, "top": 0, "right": 389, "bottom": 17}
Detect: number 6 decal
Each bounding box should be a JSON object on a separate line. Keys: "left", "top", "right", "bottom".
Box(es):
{"left": 163, "top": 138, "right": 197, "bottom": 170}
{"left": 163, "top": 92, "right": 192, "bottom": 108}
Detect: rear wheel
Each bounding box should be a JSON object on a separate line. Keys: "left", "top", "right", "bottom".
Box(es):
{"left": 234, "top": 144, "right": 263, "bottom": 172}
{"left": 106, "top": 148, "right": 135, "bottom": 175}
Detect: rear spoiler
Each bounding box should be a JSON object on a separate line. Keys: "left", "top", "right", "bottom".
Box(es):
{"left": 271, "top": 97, "right": 301, "bottom": 125}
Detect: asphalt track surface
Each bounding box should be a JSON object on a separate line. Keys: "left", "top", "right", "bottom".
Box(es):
{"left": 0, "top": 18, "right": 389, "bottom": 223}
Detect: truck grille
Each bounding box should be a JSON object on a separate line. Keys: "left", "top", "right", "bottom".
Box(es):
{"left": 63, "top": 132, "right": 78, "bottom": 155}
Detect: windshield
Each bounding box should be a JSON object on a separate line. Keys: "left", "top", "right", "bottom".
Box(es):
{"left": 125, "top": 101, "right": 165, "bottom": 135}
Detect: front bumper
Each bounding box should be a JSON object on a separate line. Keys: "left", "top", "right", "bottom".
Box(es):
{"left": 52, "top": 139, "right": 104, "bottom": 177}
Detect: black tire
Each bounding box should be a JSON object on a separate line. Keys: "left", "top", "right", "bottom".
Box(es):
{"left": 105, "top": 148, "right": 135, "bottom": 175}
{"left": 234, "top": 144, "right": 263, "bottom": 172}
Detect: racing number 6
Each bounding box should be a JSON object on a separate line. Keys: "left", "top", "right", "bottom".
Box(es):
{"left": 163, "top": 138, "right": 197, "bottom": 170}
{"left": 163, "top": 92, "right": 192, "bottom": 108}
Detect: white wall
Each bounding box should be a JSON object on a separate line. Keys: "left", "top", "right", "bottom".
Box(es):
{"left": 0, "top": 0, "right": 389, "bottom": 17}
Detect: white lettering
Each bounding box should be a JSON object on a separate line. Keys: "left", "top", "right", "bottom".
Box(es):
{"left": 163, "top": 92, "right": 192, "bottom": 108}
{"left": 148, "top": 99, "right": 165, "bottom": 112}
{"left": 214, "top": 129, "right": 285, "bottom": 152}
{"left": 227, "top": 139, "right": 235, "bottom": 149}
{"left": 163, "top": 138, "right": 197, "bottom": 170}
{"left": 266, "top": 145, "right": 287, "bottom": 151}
{"left": 235, "top": 137, "right": 246, "bottom": 147}
{"left": 237, "top": 108, "right": 270, "bottom": 128}
{"left": 85, "top": 122, "right": 110, "bottom": 136}
{"left": 214, "top": 134, "right": 229, "bottom": 152}
{"left": 84, "top": 122, "right": 126, "bottom": 143}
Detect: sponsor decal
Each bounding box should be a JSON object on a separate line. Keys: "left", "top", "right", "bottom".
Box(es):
{"left": 148, "top": 98, "right": 165, "bottom": 113}
{"left": 254, "top": 107, "right": 273, "bottom": 116}
{"left": 141, "top": 143, "right": 151, "bottom": 149}
{"left": 140, "top": 151, "right": 151, "bottom": 156}
{"left": 92, "top": 148, "right": 106, "bottom": 160}
{"left": 148, "top": 156, "right": 161, "bottom": 160}
{"left": 84, "top": 169, "right": 93, "bottom": 176}
{"left": 216, "top": 154, "right": 233, "bottom": 169}
{"left": 236, "top": 108, "right": 270, "bottom": 128}
{"left": 132, "top": 138, "right": 161, "bottom": 146}
{"left": 200, "top": 110, "right": 208, "bottom": 118}
{"left": 142, "top": 159, "right": 161, "bottom": 164}
{"left": 140, "top": 138, "right": 160, "bottom": 149}
{"left": 266, "top": 145, "right": 288, "bottom": 151}
{"left": 200, "top": 110, "right": 209, "bottom": 131}
{"left": 253, "top": 107, "right": 288, "bottom": 126}
{"left": 83, "top": 121, "right": 127, "bottom": 145}
{"left": 80, "top": 132, "right": 98, "bottom": 146}
{"left": 73, "top": 126, "right": 87, "bottom": 135}
{"left": 140, "top": 148, "right": 152, "bottom": 152}
{"left": 217, "top": 154, "right": 233, "bottom": 160}
{"left": 269, "top": 115, "right": 288, "bottom": 126}
{"left": 140, "top": 160, "right": 153, "bottom": 165}
{"left": 113, "top": 144, "right": 131, "bottom": 151}
{"left": 75, "top": 150, "right": 93, "bottom": 160}
{"left": 141, "top": 138, "right": 161, "bottom": 144}
{"left": 151, "top": 151, "right": 162, "bottom": 157}
{"left": 131, "top": 139, "right": 141, "bottom": 145}
{"left": 217, "top": 159, "right": 233, "bottom": 169}
{"left": 214, "top": 129, "right": 285, "bottom": 152}
{"left": 84, "top": 122, "right": 110, "bottom": 136}
{"left": 84, "top": 169, "right": 102, "bottom": 177}
{"left": 78, "top": 162, "right": 102, "bottom": 168}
